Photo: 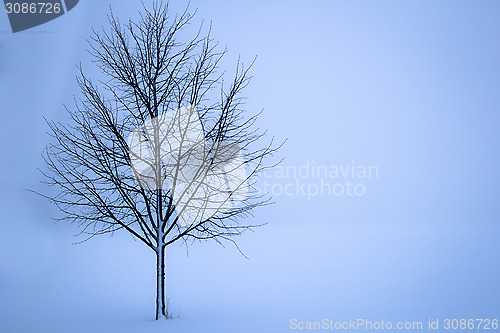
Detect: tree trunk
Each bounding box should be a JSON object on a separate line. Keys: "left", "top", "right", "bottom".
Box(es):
{"left": 156, "top": 245, "right": 166, "bottom": 320}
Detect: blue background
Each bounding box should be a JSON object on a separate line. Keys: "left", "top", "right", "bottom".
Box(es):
{"left": 0, "top": 1, "right": 499, "bottom": 332}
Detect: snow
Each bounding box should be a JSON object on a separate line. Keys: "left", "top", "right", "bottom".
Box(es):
{"left": 1, "top": 189, "right": 499, "bottom": 333}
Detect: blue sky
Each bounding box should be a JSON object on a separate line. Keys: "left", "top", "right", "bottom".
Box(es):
{"left": 1, "top": 1, "right": 499, "bottom": 332}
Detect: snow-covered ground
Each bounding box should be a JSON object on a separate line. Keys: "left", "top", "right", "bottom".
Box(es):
{"left": 1, "top": 186, "right": 499, "bottom": 332}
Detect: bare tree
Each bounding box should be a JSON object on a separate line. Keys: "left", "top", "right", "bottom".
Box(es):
{"left": 37, "top": 1, "right": 280, "bottom": 320}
